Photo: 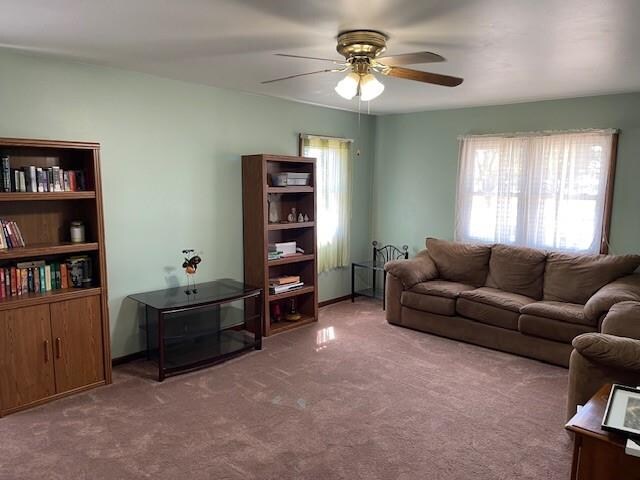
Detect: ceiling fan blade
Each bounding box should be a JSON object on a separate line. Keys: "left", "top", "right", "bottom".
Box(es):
{"left": 274, "top": 53, "right": 345, "bottom": 65}
{"left": 384, "top": 66, "right": 463, "bottom": 87}
{"left": 376, "top": 51, "right": 445, "bottom": 66}
{"left": 261, "top": 69, "right": 342, "bottom": 84}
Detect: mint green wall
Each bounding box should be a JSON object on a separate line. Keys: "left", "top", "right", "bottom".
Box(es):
{"left": 0, "top": 50, "right": 375, "bottom": 357}
{"left": 373, "top": 93, "right": 640, "bottom": 256}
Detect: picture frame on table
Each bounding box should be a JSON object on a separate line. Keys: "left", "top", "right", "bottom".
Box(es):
{"left": 602, "top": 384, "right": 640, "bottom": 438}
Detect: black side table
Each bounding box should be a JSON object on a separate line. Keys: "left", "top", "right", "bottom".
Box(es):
{"left": 351, "top": 242, "right": 408, "bottom": 310}
{"left": 129, "top": 278, "right": 262, "bottom": 381}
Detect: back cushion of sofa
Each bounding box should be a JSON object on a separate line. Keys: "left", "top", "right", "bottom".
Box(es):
{"left": 485, "top": 244, "right": 547, "bottom": 299}
{"left": 543, "top": 252, "right": 640, "bottom": 304}
{"left": 426, "top": 238, "right": 491, "bottom": 287}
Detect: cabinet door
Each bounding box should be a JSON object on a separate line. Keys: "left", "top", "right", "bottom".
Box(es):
{"left": 50, "top": 295, "right": 105, "bottom": 393}
{"left": 0, "top": 305, "right": 55, "bottom": 412}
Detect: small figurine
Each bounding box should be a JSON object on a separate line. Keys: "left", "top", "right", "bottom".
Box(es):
{"left": 303, "top": 213, "right": 310, "bottom": 222}
{"left": 297, "top": 212, "right": 304, "bottom": 223}
{"left": 287, "top": 207, "right": 297, "bottom": 223}
{"left": 182, "top": 249, "right": 202, "bottom": 295}
{"left": 285, "top": 298, "right": 301, "bottom": 321}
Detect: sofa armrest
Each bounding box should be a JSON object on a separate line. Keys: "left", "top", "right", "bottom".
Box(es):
{"left": 600, "top": 301, "right": 640, "bottom": 339}
{"left": 384, "top": 250, "right": 438, "bottom": 289}
{"left": 584, "top": 274, "right": 640, "bottom": 324}
{"left": 572, "top": 333, "right": 640, "bottom": 371}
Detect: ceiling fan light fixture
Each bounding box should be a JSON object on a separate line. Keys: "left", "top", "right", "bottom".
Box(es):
{"left": 359, "top": 73, "right": 384, "bottom": 101}
{"left": 334, "top": 72, "right": 360, "bottom": 100}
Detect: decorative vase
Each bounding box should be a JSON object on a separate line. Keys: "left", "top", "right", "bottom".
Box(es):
{"left": 268, "top": 195, "right": 280, "bottom": 223}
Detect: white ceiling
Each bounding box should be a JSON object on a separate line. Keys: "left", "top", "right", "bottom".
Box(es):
{"left": 1, "top": 0, "right": 640, "bottom": 114}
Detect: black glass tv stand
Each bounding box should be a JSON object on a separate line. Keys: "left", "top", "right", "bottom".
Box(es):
{"left": 129, "top": 279, "right": 263, "bottom": 381}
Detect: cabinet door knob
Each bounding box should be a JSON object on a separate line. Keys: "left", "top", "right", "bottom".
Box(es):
{"left": 55, "top": 337, "right": 62, "bottom": 359}
{"left": 44, "top": 340, "right": 50, "bottom": 363}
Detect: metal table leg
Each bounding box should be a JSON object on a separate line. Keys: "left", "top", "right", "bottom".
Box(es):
{"left": 383, "top": 271, "right": 387, "bottom": 311}
{"left": 158, "top": 311, "right": 165, "bottom": 382}
{"left": 351, "top": 263, "right": 355, "bottom": 302}
{"left": 256, "top": 291, "right": 263, "bottom": 350}
{"left": 145, "top": 305, "right": 151, "bottom": 360}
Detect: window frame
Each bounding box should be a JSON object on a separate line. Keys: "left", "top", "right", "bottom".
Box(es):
{"left": 455, "top": 130, "right": 618, "bottom": 254}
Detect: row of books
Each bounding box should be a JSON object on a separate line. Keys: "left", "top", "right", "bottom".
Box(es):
{"left": 269, "top": 275, "right": 304, "bottom": 295}
{"left": 0, "top": 256, "right": 93, "bottom": 299}
{"left": 1, "top": 157, "right": 87, "bottom": 192}
{"left": 0, "top": 219, "right": 26, "bottom": 249}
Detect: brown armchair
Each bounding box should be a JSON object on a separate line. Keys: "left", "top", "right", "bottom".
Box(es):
{"left": 566, "top": 301, "right": 640, "bottom": 420}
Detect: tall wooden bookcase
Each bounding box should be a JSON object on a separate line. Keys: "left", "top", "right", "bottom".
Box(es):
{"left": 0, "top": 138, "right": 111, "bottom": 417}
{"left": 242, "top": 154, "right": 318, "bottom": 336}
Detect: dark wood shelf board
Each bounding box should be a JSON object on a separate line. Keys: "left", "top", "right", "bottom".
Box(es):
{"left": 0, "top": 287, "right": 102, "bottom": 311}
{"left": 267, "top": 221, "right": 315, "bottom": 231}
{"left": 262, "top": 155, "right": 315, "bottom": 164}
{"left": 269, "top": 315, "right": 316, "bottom": 334}
{"left": 266, "top": 186, "right": 313, "bottom": 194}
{"left": 0, "top": 137, "right": 100, "bottom": 150}
{"left": 0, "top": 242, "right": 99, "bottom": 260}
{"left": 0, "top": 192, "right": 96, "bottom": 201}
{"left": 267, "top": 254, "right": 315, "bottom": 267}
{"left": 268, "top": 285, "right": 315, "bottom": 302}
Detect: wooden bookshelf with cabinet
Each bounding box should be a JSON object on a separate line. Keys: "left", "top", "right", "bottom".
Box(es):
{"left": 242, "top": 154, "right": 318, "bottom": 336}
{"left": 0, "top": 137, "right": 111, "bottom": 417}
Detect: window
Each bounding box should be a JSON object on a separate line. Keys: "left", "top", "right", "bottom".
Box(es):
{"left": 455, "top": 129, "right": 617, "bottom": 254}
{"left": 301, "top": 134, "right": 352, "bottom": 272}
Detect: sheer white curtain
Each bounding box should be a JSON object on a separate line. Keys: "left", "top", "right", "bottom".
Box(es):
{"left": 455, "top": 129, "right": 617, "bottom": 253}
{"left": 302, "top": 136, "right": 352, "bottom": 272}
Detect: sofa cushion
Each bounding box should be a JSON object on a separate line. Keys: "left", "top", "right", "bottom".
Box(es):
{"left": 519, "top": 314, "right": 596, "bottom": 343}
{"left": 520, "top": 301, "right": 592, "bottom": 326}
{"left": 426, "top": 238, "right": 491, "bottom": 287}
{"left": 459, "top": 287, "right": 536, "bottom": 313}
{"left": 572, "top": 333, "right": 640, "bottom": 371}
{"left": 401, "top": 291, "right": 455, "bottom": 316}
{"left": 456, "top": 298, "right": 520, "bottom": 330}
{"left": 584, "top": 274, "right": 640, "bottom": 325}
{"left": 601, "top": 301, "right": 640, "bottom": 340}
{"left": 485, "top": 244, "right": 547, "bottom": 299}
{"left": 409, "top": 280, "right": 475, "bottom": 299}
{"left": 543, "top": 252, "right": 640, "bottom": 305}
{"left": 385, "top": 250, "right": 438, "bottom": 289}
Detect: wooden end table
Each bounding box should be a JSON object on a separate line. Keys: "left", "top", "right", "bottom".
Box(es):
{"left": 565, "top": 383, "right": 640, "bottom": 480}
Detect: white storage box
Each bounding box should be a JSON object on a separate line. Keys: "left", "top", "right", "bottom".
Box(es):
{"left": 285, "top": 172, "right": 311, "bottom": 186}
{"left": 275, "top": 241, "right": 297, "bottom": 255}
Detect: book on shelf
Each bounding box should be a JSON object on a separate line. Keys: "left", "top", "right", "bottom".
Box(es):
{"left": 0, "top": 155, "right": 87, "bottom": 192}
{"left": 269, "top": 281, "right": 304, "bottom": 295}
{"left": 269, "top": 275, "right": 300, "bottom": 286}
{"left": 268, "top": 251, "right": 284, "bottom": 260}
{"left": 0, "top": 219, "right": 26, "bottom": 249}
{"left": 0, "top": 255, "right": 92, "bottom": 299}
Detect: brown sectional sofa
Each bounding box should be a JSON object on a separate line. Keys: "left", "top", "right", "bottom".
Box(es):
{"left": 385, "top": 238, "right": 640, "bottom": 367}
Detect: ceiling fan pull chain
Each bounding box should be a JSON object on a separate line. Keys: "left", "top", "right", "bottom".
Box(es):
{"left": 357, "top": 97, "right": 362, "bottom": 156}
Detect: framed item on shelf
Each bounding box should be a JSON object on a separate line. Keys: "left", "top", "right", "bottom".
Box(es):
{"left": 602, "top": 384, "right": 640, "bottom": 437}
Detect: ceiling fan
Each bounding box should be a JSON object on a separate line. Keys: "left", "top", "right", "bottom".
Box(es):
{"left": 262, "top": 30, "right": 463, "bottom": 101}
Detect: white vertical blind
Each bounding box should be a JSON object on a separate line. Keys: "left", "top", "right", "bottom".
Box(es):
{"left": 302, "top": 136, "right": 352, "bottom": 272}
{"left": 455, "top": 129, "right": 617, "bottom": 253}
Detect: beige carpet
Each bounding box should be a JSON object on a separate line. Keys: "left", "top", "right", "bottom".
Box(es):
{"left": 0, "top": 299, "right": 572, "bottom": 479}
